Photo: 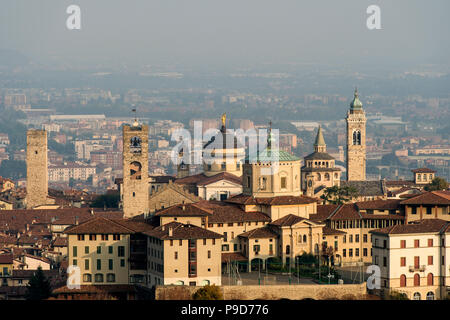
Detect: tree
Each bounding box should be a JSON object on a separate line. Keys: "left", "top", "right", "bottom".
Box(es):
{"left": 192, "top": 285, "right": 223, "bottom": 300}
{"left": 92, "top": 194, "right": 120, "bottom": 208}
{"left": 386, "top": 291, "right": 409, "bottom": 300}
{"left": 320, "top": 185, "right": 358, "bottom": 204}
{"left": 424, "top": 177, "right": 448, "bottom": 191}
{"left": 26, "top": 266, "right": 52, "bottom": 300}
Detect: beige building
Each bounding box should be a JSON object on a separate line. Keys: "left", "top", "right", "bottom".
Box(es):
{"left": 346, "top": 89, "right": 366, "bottom": 181}
{"left": 371, "top": 219, "right": 450, "bottom": 300}
{"left": 411, "top": 168, "right": 436, "bottom": 185}
{"left": 146, "top": 221, "right": 222, "bottom": 287}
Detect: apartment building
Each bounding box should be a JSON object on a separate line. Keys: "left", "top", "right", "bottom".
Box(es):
{"left": 401, "top": 191, "right": 450, "bottom": 223}
{"left": 146, "top": 221, "right": 222, "bottom": 287}
{"left": 371, "top": 219, "right": 450, "bottom": 300}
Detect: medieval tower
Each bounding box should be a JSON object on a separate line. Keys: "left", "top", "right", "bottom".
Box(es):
{"left": 122, "top": 120, "right": 149, "bottom": 218}
{"left": 346, "top": 88, "right": 367, "bottom": 181}
{"left": 26, "top": 129, "right": 48, "bottom": 208}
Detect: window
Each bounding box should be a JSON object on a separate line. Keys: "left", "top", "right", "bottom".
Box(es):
{"left": 85, "top": 246, "right": 89, "bottom": 254}
{"left": 208, "top": 250, "right": 211, "bottom": 259}
{"left": 303, "top": 235, "right": 307, "bottom": 243}
{"left": 400, "top": 274, "right": 406, "bottom": 287}
{"left": 343, "top": 249, "right": 346, "bottom": 257}
{"left": 101, "top": 234, "right": 109, "bottom": 241}
{"left": 428, "top": 239, "right": 433, "bottom": 247}
{"left": 363, "top": 234, "right": 368, "bottom": 243}
{"left": 400, "top": 257, "right": 406, "bottom": 267}
{"left": 400, "top": 240, "right": 406, "bottom": 248}
{"left": 260, "top": 177, "right": 267, "bottom": 190}
{"left": 383, "top": 256, "right": 386, "bottom": 267}
{"left": 427, "top": 273, "right": 433, "bottom": 286}
{"left": 413, "top": 292, "right": 421, "bottom": 300}
{"left": 414, "top": 239, "right": 419, "bottom": 248}
{"left": 120, "top": 259, "right": 125, "bottom": 267}
{"left": 428, "top": 256, "right": 433, "bottom": 266}
{"left": 107, "top": 273, "right": 115, "bottom": 283}
{"left": 108, "top": 246, "right": 113, "bottom": 254}
{"left": 411, "top": 207, "right": 417, "bottom": 215}
{"left": 253, "top": 245, "right": 260, "bottom": 253}
{"left": 426, "top": 292, "right": 435, "bottom": 300}
{"left": 414, "top": 256, "right": 420, "bottom": 268}
{"left": 97, "top": 259, "right": 101, "bottom": 270}
{"left": 426, "top": 207, "right": 432, "bottom": 215}
{"left": 363, "top": 248, "right": 367, "bottom": 257}
{"left": 223, "top": 232, "right": 228, "bottom": 242}
{"left": 170, "top": 240, "right": 173, "bottom": 246}
{"left": 349, "top": 235, "right": 353, "bottom": 243}
{"left": 95, "top": 274, "right": 104, "bottom": 283}
{"left": 286, "top": 245, "right": 290, "bottom": 254}
{"left": 73, "top": 259, "right": 77, "bottom": 266}
{"left": 356, "top": 249, "right": 360, "bottom": 257}
{"left": 77, "top": 235, "right": 85, "bottom": 241}
{"left": 97, "top": 246, "right": 101, "bottom": 254}
{"left": 118, "top": 246, "right": 125, "bottom": 257}
{"left": 414, "top": 274, "right": 420, "bottom": 286}
{"left": 349, "top": 249, "right": 353, "bottom": 257}
{"left": 355, "top": 235, "right": 360, "bottom": 243}
{"left": 203, "top": 239, "right": 207, "bottom": 245}
{"left": 85, "top": 259, "right": 89, "bottom": 270}
{"left": 83, "top": 274, "right": 92, "bottom": 282}
{"left": 73, "top": 246, "right": 77, "bottom": 257}
{"left": 113, "top": 234, "right": 120, "bottom": 241}
{"left": 222, "top": 244, "right": 229, "bottom": 252}
{"left": 108, "top": 259, "right": 113, "bottom": 270}
{"left": 280, "top": 177, "right": 287, "bottom": 189}
{"left": 174, "top": 252, "right": 178, "bottom": 260}
{"left": 89, "top": 234, "right": 97, "bottom": 241}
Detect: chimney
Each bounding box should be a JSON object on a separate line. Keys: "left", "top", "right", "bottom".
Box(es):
{"left": 168, "top": 227, "right": 173, "bottom": 237}
{"left": 90, "top": 209, "right": 94, "bottom": 215}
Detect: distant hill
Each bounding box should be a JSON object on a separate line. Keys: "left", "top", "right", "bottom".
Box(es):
{"left": 0, "top": 49, "right": 31, "bottom": 68}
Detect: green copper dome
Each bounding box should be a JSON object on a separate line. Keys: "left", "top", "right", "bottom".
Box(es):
{"left": 350, "top": 88, "right": 363, "bottom": 109}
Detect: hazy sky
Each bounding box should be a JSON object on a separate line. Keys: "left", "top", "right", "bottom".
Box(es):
{"left": 1, "top": 0, "right": 449, "bottom": 68}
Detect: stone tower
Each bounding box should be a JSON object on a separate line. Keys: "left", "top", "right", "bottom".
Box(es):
{"left": 346, "top": 88, "right": 366, "bottom": 181}
{"left": 26, "top": 129, "right": 48, "bottom": 208}
{"left": 122, "top": 120, "right": 149, "bottom": 218}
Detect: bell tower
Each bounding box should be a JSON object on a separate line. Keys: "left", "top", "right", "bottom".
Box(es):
{"left": 26, "top": 129, "right": 48, "bottom": 208}
{"left": 122, "top": 118, "right": 149, "bottom": 218}
{"left": 346, "top": 88, "right": 367, "bottom": 181}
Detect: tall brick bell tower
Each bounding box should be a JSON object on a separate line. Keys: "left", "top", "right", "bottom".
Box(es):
{"left": 122, "top": 118, "right": 149, "bottom": 218}
{"left": 26, "top": 129, "right": 48, "bottom": 208}
{"left": 346, "top": 88, "right": 367, "bottom": 181}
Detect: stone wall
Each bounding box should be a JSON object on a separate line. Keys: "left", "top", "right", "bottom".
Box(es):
{"left": 155, "top": 283, "right": 367, "bottom": 300}
{"left": 26, "top": 129, "right": 48, "bottom": 208}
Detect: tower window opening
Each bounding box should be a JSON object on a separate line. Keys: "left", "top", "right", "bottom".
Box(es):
{"left": 353, "top": 130, "right": 361, "bottom": 145}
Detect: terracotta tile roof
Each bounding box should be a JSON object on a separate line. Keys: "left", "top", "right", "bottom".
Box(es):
{"left": 226, "top": 194, "right": 317, "bottom": 206}
{"left": 355, "top": 199, "right": 401, "bottom": 210}
{"left": 328, "top": 204, "right": 361, "bottom": 220}
{"left": 174, "top": 173, "right": 207, "bottom": 185}
{"left": 52, "top": 237, "right": 68, "bottom": 247}
{"left": 385, "top": 180, "right": 417, "bottom": 187}
{"left": 371, "top": 219, "right": 449, "bottom": 235}
{"left": 411, "top": 168, "right": 436, "bottom": 173}
{"left": 400, "top": 191, "right": 450, "bottom": 205}
{"left": 12, "top": 269, "right": 60, "bottom": 279}
{"left": 155, "top": 201, "right": 213, "bottom": 217}
{"left": 197, "top": 201, "right": 270, "bottom": 223}
{"left": 196, "top": 172, "right": 242, "bottom": 186}
{"left": 0, "top": 253, "right": 13, "bottom": 264}
{"left": 270, "top": 214, "right": 307, "bottom": 227}
{"left": 238, "top": 227, "right": 278, "bottom": 239}
{"left": 64, "top": 217, "right": 153, "bottom": 235}
{"left": 309, "top": 204, "right": 339, "bottom": 222}
{"left": 221, "top": 252, "right": 248, "bottom": 262}
{"left": 145, "top": 221, "right": 222, "bottom": 240}
{"left": 304, "top": 152, "right": 336, "bottom": 161}
{"left": 322, "top": 227, "right": 346, "bottom": 235}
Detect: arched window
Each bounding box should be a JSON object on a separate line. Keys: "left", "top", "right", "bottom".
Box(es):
{"left": 286, "top": 245, "right": 290, "bottom": 254}
{"left": 427, "top": 273, "right": 433, "bottom": 286}
{"left": 413, "top": 292, "right": 421, "bottom": 300}
{"left": 353, "top": 130, "right": 361, "bottom": 145}
{"left": 95, "top": 273, "right": 104, "bottom": 283}
{"left": 107, "top": 273, "right": 116, "bottom": 283}
{"left": 303, "top": 235, "right": 307, "bottom": 243}
{"left": 400, "top": 274, "right": 406, "bottom": 287}
{"left": 130, "top": 136, "right": 142, "bottom": 153}
{"left": 83, "top": 273, "right": 92, "bottom": 282}
{"left": 414, "top": 273, "right": 420, "bottom": 286}
{"left": 260, "top": 177, "right": 267, "bottom": 190}
{"left": 325, "top": 173, "right": 330, "bottom": 181}
{"left": 130, "top": 161, "right": 142, "bottom": 179}
{"left": 426, "top": 292, "right": 435, "bottom": 300}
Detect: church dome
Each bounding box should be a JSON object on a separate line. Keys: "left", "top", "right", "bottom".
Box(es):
{"left": 350, "top": 88, "right": 363, "bottom": 109}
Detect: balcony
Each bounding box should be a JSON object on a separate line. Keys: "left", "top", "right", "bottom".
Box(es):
{"left": 409, "top": 265, "right": 425, "bottom": 272}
